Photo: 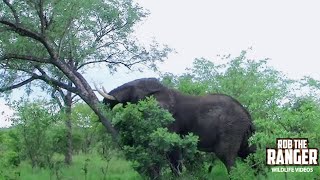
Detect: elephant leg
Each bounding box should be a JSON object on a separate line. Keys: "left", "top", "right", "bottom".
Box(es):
{"left": 219, "top": 153, "right": 236, "bottom": 173}
{"left": 214, "top": 140, "right": 240, "bottom": 173}
{"left": 168, "top": 148, "right": 182, "bottom": 176}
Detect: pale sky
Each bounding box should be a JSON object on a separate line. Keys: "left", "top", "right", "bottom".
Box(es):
{"left": 135, "top": 0, "right": 320, "bottom": 79}
{"left": 1, "top": 0, "right": 320, "bottom": 127}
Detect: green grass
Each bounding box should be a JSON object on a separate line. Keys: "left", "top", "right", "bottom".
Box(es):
{"left": 1, "top": 154, "right": 320, "bottom": 180}
{"left": 2, "top": 153, "right": 142, "bottom": 180}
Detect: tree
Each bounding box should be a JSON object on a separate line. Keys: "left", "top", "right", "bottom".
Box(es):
{"left": 50, "top": 85, "right": 74, "bottom": 165}
{"left": 0, "top": 128, "right": 22, "bottom": 179}
{"left": 10, "top": 99, "right": 59, "bottom": 168}
{"left": 0, "top": 0, "right": 171, "bottom": 141}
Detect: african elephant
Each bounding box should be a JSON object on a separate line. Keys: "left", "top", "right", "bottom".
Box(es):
{"left": 96, "top": 78, "right": 255, "bottom": 175}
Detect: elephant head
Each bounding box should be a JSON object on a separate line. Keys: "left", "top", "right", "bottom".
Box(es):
{"left": 96, "top": 78, "right": 168, "bottom": 109}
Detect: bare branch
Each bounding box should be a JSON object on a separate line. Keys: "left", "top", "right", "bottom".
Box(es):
{"left": 51, "top": 89, "right": 63, "bottom": 109}
{"left": 33, "top": 65, "right": 78, "bottom": 93}
{"left": 34, "top": 73, "right": 78, "bottom": 93}
{"left": 96, "top": 41, "right": 140, "bottom": 56}
{"left": 76, "top": 54, "right": 149, "bottom": 71}
{"left": 0, "top": 65, "right": 77, "bottom": 94}
{"left": 37, "top": 0, "right": 46, "bottom": 34}
{"left": 0, "top": 76, "right": 36, "bottom": 92}
{"left": 94, "top": 22, "right": 129, "bottom": 43}
{"left": 76, "top": 53, "right": 115, "bottom": 70}
{"left": 71, "top": 94, "right": 78, "bottom": 100}
{"left": 58, "top": 20, "right": 72, "bottom": 58}
{"left": 34, "top": 65, "right": 46, "bottom": 74}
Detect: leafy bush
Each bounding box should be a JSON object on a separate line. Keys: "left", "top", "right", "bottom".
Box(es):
{"left": 10, "top": 100, "right": 60, "bottom": 168}
{"left": 247, "top": 97, "right": 320, "bottom": 179}
{"left": 112, "top": 97, "right": 200, "bottom": 179}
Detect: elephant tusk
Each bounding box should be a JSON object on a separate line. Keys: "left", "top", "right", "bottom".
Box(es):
{"left": 94, "top": 83, "right": 116, "bottom": 100}
{"left": 102, "top": 86, "right": 108, "bottom": 94}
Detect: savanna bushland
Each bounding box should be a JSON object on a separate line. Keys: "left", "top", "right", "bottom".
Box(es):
{"left": 1, "top": 52, "right": 320, "bottom": 180}
{"left": 1, "top": 0, "right": 320, "bottom": 180}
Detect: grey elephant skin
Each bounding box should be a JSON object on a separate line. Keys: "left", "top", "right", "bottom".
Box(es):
{"left": 101, "top": 78, "right": 255, "bottom": 174}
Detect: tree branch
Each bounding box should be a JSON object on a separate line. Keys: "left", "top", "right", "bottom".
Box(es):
{"left": 58, "top": 19, "right": 72, "bottom": 58}
{"left": 76, "top": 53, "right": 115, "bottom": 70}
{"left": 71, "top": 94, "right": 78, "bottom": 100}
{"left": 0, "top": 19, "right": 42, "bottom": 41}
{"left": 37, "top": 0, "right": 46, "bottom": 34}
{"left": 34, "top": 73, "right": 78, "bottom": 93}
{"left": 51, "top": 89, "right": 63, "bottom": 109}
{"left": 33, "top": 65, "right": 78, "bottom": 93}
{"left": 0, "top": 19, "right": 58, "bottom": 59}
{"left": 77, "top": 56, "right": 150, "bottom": 71}
{"left": 3, "top": 0, "right": 20, "bottom": 24}
{"left": 0, "top": 76, "right": 36, "bottom": 92}
{"left": 0, "top": 70, "right": 77, "bottom": 94}
{"left": 94, "top": 21, "right": 128, "bottom": 43}
{"left": 1, "top": 53, "right": 50, "bottom": 63}
{"left": 1, "top": 62, "right": 27, "bottom": 72}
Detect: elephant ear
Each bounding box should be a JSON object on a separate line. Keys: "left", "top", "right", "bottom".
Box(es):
{"left": 143, "top": 79, "right": 165, "bottom": 95}
{"left": 131, "top": 79, "right": 165, "bottom": 102}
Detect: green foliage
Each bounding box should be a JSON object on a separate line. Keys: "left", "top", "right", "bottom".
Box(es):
{"left": 112, "top": 97, "right": 200, "bottom": 178}
{"left": 161, "top": 51, "right": 320, "bottom": 179}
{"left": 71, "top": 103, "right": 115, "bottom": 155}
{"left": 0, "top": 128, "right": 22, "bottom": 179}
{"left": 9, "top": 99, "right": 60, "bottom": 168}
{"left": 150, "top": 128, "right": 198, "bottom": 154}
{"left": 249, "top": 97, "right": 320, "bottom": 177}
{"left": 48, "top": 125, "right": 82, "bottom": 155}
{"left": 229, "top": 161, "right": 256, "bottom": 180}
{"left": 0, "top": 0, "right": 145, "bottom": 62}
{"left": 0, "top": 0, "right": 171, "bottom": 98}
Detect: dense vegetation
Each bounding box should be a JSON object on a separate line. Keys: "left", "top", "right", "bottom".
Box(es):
{"left": 1, "top": 52, "right": 320, "bottom": 179}
{"left": 0, "top": 0, "right": 319, "bottom": 179}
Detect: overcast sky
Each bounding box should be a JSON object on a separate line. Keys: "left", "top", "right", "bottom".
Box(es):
{"left": 1, "top": 0, "right": 320, "bottom": 127}
{"left": 136, "top": 0, "right": 320, "bottom": 78}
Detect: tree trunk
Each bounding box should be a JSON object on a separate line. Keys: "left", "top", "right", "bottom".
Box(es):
{"left": 85, "top": 97, "right": 119, "bottom": 142}
{"left": 64, "top": 86, "right": 73, "bottom": 165}
{"left": 53, "top": 60, "right": 119, "bottom": 141}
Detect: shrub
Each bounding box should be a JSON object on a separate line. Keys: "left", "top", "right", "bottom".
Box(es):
{"left": 112, "top": 97, "right": 200, "bottom": 179}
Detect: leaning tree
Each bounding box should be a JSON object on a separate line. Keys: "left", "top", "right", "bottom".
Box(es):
{"left": 0, "top": 0, "right": 171, "bottom": 141}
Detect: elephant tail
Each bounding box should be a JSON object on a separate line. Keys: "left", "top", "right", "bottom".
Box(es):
{"left": 238, "top": 122, "right": 256, "bottom": 159}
